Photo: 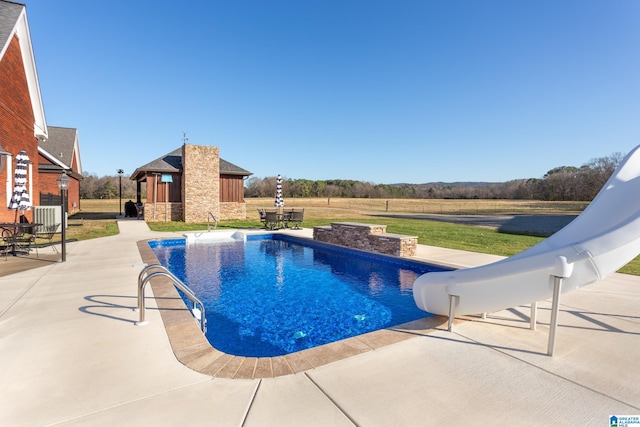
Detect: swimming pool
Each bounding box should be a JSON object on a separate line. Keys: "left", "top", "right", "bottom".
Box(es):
{"left": 149, "top": 234, "right": 447, "bottom": 357}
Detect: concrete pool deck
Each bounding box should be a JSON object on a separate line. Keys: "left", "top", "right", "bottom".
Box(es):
{"left": 0, "top": 220, "right": 638, "bottom": 426}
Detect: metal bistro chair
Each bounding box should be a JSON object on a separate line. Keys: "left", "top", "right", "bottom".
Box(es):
{"left": 289, "top": 209, "right": 304, "bottom": 229}
{"left": 258, "top": 209, "right": 266, "bottom": 226}
{"left": 0, "top": 229, "right": 11, "bottom": 260}
{"left": 263, "top": 210, "right": 280, "bottom": 230}
{"left": 34, "top": 223, "right": 60, "bottom": 257}
{"left": 11, "top": 226, "right": 34, "bottom": 256}
{"left": 280, "top": 209, "right": 294, "bottom": 228}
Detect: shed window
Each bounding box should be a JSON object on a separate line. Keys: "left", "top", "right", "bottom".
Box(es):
{"left": 220, "top": 175, "right": 244, "bottom": 203}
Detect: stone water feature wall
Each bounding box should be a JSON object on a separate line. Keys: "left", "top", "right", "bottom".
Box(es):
{"left": 313, "top": 222, "right": 418, "bottom": 257}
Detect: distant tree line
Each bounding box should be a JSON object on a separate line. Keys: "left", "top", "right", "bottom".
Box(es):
{"left": 79, "top": 152, "right": 622, "bottom": 201}
{"left": 244, "top": 153, "right": 624, "bottom": 201}
{"left": 80, "top": 173, "right": 142, "bottom": 200}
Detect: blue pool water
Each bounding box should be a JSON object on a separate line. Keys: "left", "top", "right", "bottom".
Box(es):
{"left": 149, "top": 234, "right": 447, "bottom": 357}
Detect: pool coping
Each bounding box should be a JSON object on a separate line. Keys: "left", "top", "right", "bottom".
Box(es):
{"left": 137, "top": 238, "right": 449, "bottom": 379}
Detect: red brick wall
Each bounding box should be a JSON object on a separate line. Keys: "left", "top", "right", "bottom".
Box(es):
{"left": 67, "top": 179, "right": 80, "bottom": 213}
{"left": 70, "top": 155, "right": 81, "bottom": 211}
{"left": 0, "top": 36, "right": 40, "bottom": 223}
{"left": 38, "top": 152, "right": 81, "bottom": 214}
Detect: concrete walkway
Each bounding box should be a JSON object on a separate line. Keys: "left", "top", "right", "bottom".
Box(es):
{"left": 0, "top": 221, "right": 638, "bottom": 426}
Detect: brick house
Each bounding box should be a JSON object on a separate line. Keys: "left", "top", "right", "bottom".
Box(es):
{"left": 0, "top": 0, "right": 46, "bottom": 223}
{"left": 130, "top": 144, "right": 252, "bottom": 222}
{"left": 38, "top": 126, "right": 83, "bottom": 214}
{"left": 1, "top": 1, "right": 82, "bottom": 223}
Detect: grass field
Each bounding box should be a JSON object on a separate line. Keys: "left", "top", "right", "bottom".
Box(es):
{"left": 69, "top": 198, "right": 640, "bottom": 275}
{"left": 64, "top": 200, "right": 121, "bottom": 242}
{"left": 245, "top": 197, "right": 588, "bottom": 216}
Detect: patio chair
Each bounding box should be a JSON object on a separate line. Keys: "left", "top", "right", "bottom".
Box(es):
{"left": 280, "top": 209, "right": 294, "bottom": 228}
{"left": 258, "top": 209, "right": 266, "bottom": 226}
{"left": 34, "top": 223, "right": 60, "bottom": 257}
{"left": 0, "top": 229, "right": 11, "bottom": 260}
{"left": 11, "top": 227, "right": 34, "bottom": 256}
{"left": 263, "top": 210, "right": 280, "bottom": 230}
{"left": 19, "top": 214, "right": 36, "bottom": 233}
{"left": 289, "top": 209, "right": 304, "bottom": 229}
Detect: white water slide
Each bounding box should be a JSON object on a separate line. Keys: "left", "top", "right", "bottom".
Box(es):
{"left": 413, "top": 145, "right": 640, "bottom": 317}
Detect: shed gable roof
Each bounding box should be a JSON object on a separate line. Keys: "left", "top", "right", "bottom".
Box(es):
{"left": 220, "top": 158, "right": 253, "bottom": 176}
{"left": 132, "top": 147, "right": 182, "bottom": 178}
{"left": 130, "top": 146, "right": 252, "bottom": 181}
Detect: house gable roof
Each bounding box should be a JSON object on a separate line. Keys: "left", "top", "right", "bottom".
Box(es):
{"left": 0, "top": 0, "right": 47, "bottom": 140}
{"left": 38, "top": 126, "right": 82, "bottom": 174}
{"left": 130, "top": 146, "right": 252, "bottom": 181}
{"left": 0, "top": 1, "right": 21, "bottom": 48}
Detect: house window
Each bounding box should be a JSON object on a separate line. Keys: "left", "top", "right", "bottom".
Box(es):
{"left": 0, "top": 144, "right": 7, "bottom": 173}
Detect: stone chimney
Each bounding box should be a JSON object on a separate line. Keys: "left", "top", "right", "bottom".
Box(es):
{"left": 182, "top": 144, "right": 220, "bottom": 223}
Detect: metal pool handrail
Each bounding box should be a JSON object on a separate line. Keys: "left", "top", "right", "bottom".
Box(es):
{"left": 136, "top": 263, "right": 207, "bottom": 334}
{"left": 207, "top": 212, "right": 217, "bottom": 231}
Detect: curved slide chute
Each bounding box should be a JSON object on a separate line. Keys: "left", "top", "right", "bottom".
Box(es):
{"left": 413, "top": 145, "right": 640, "bottom": 316}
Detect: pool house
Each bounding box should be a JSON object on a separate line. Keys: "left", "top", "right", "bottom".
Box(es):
{"left": 130, "top": 144, "right": 252, "bottom": 222}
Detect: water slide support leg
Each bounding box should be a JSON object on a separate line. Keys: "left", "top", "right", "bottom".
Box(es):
{"left": 448, "top": 294, "right": 458, "bottom": 332}
{"left": 530, "top": 301, "right": 538, "bottom": 330}
{"left": 547, "top": 276, "right": 563, "bottom": 356}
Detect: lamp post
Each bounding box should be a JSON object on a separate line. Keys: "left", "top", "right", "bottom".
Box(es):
{"left": 117, "top": 169, "right": 124, "bottom": 216}
{"left": 57, "top": 172, "right": 70, "bottom": 262}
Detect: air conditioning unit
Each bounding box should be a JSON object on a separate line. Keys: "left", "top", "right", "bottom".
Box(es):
{"left": 33, "top": 206, "right": 64, "bottom": 231}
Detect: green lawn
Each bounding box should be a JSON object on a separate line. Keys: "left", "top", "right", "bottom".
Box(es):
{"left": 148, "top": 217, "right": 544, "bottom": 257}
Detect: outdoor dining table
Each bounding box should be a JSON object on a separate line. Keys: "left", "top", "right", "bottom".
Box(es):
{"left": 0, "top": 222, "right": 42, "bottom": 255}
{"left": 259, "top": 210, "right": 293, "bottom": 230}
{"left": 279, "top": 211, "right": 292, "bottom": 226}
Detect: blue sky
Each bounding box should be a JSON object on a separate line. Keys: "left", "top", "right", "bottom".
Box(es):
{"left": 23, "top": 0, "right": 640, "bottom": 183}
